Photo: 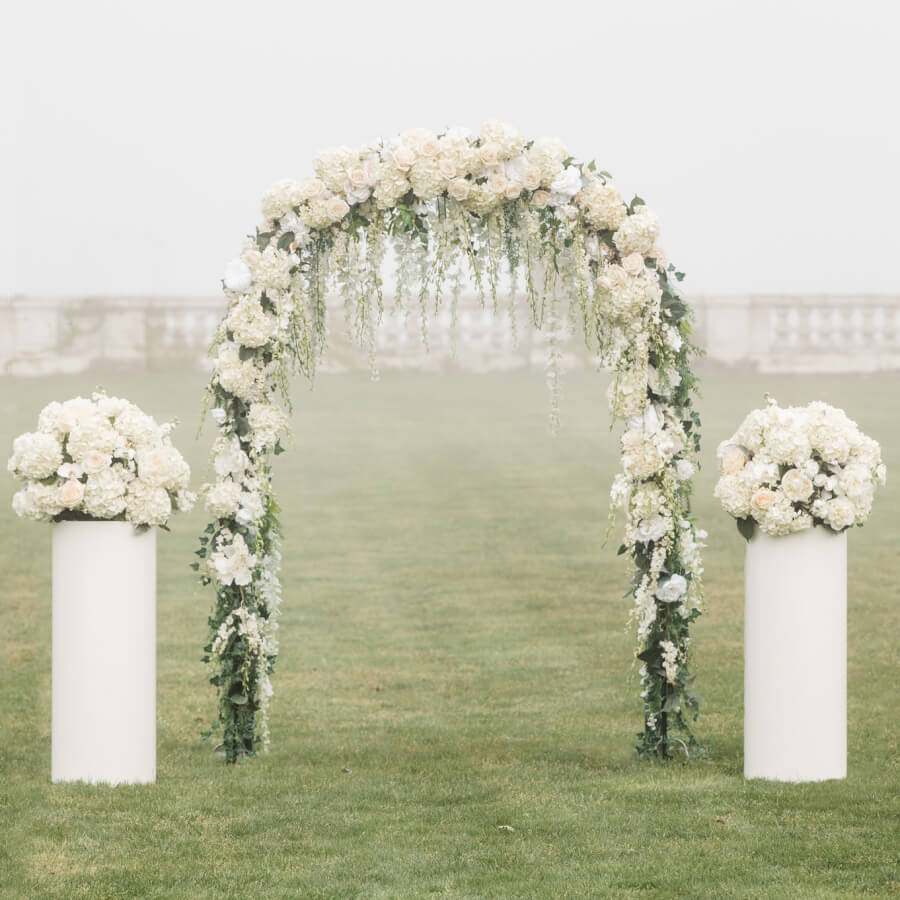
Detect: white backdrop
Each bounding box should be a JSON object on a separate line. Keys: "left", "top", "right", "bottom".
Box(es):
{"left": 5, "top": 0, "right": 900, "bottom": 298}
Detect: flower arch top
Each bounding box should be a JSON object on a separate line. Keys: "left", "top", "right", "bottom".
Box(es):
{"left": 198, "top": 122, "right": 706, "bottom": 763}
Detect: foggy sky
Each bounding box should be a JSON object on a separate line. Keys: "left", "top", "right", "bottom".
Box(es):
{"left": 6, "top": 0, "right": 900, "bottom": 298}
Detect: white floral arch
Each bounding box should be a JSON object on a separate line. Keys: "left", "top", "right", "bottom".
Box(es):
{"left": 197, "top": 122, "right": 706, "bottom": 763}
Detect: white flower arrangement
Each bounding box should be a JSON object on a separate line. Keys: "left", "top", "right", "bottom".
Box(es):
{"left": 715, "top": 398, "right": 886, "bottom": 538}
{"left": 202, "top": 121, "right": 706, "bottom": 763}
{"left": 8, "top": 392, "right": 195, "bottom": 527}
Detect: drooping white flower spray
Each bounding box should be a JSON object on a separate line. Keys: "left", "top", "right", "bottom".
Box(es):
{"left": 200, "top": 122, "right": 707, "bottom": 762}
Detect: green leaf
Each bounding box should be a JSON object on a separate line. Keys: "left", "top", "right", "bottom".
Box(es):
{"left": 273, "top": 441, "right": 285, "bottom": 456}
{"left": 277, "top": 231, "right": 294, "bottom": 251}
{"left": 256, "top": 230, "right": 275, "bottom": 250}
{"left": 629, "top": 195, "right": 646, "bottom": 212}
{"left": 617, "top": 544, "right": 628, "bottom": 556}
{"left": 736, "top": 517, "right": 755, "bottom": 542}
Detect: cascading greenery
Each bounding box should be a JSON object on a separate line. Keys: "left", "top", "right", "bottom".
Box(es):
{"left": 197, "top": 123, "right": 706, "bottom": 762}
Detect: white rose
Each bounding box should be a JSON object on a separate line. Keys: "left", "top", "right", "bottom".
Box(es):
{"left": 211, "top": 407, "right": 227, "bottom": 426}
{"left": 478, "top": 142, "right": 500, "bottom": 166}
{"left": 522, "top": 166, "right": 542, "bottom": 191}
{"left": 58, "top": 479, "right": 86, "bottom": 508}
{"left": 298, "top": 178, "right": 328, "bottom": 201}
{"left": 531, "top": 190, "right": 550, "bottom": 209}
{"left": 622, "top": 252, "right": 645, "bottom": 276}
{"left": 675, "top": 459, "right": 694, "bottom": 481}
{"left": 656, "top": 574, "right": 688, "bottom": 603}
{"left": 447, "top": 178, "right": 471, "bottom": 201}
{"left": 486, "top": 172, "right": 507, "bottom": 195}
{"left": 325, "top": 194, "right": 350, "bottom": 221}
{"left": 391, "top": 144, "right": 416, "bottom": 172}
{"left": 721, "top": 446, "right": 748, "bottom": 475}
{"left": 223, "top": 258, "right": 253, "bottom": 293}
{"left": 781, "top": 468, "right": 814, "bottom": 502}
{"left": 504, "top": 181, "right": 522, "bottom": 200}
{"left": 82, "top": 450, "right": 111, "bottom": 475}
{"left": 635, "top": 515, "right": 668, "bottom": 544}
{"left": 549, "top": 165, "right": 582, "bottom": 198}
{"left": 750, "top": 488, "right": 778, "bottom": 514}
{"left": 437, "top": 158, "right": 457, "bottom": 180}
{"left": 420, "top": 137, "right": 440, "bottom": 158}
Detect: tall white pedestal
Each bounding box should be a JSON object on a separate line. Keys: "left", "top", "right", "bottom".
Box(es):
{"left": 744, "top": 526, "right": 847, "bottom": 782}
{"left": 52, "top": 521, "right": 156, "bottom": 784}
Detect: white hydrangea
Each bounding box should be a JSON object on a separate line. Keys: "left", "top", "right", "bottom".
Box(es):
{"left": 8, "top": 432, "right": 63, "bottom": 480}
{"left": 205, "top": 480, "right": 243, "bottom": 518}
{"left": 125, "top": 478, "right": 172, "bottom": 526}
{"left": 226, "top": 296, "right": 279, "bottom": 349}
{"left": 480, "top": 120, "right": 525, "bottom": 159}
{"left": 115, "top": 404, "right": 161, "bottom": 445}
{"left": 12, "top": 483, "right": 64, "bottom": 521}
{"left": 83, "top": 468, "right": 128, "bottom": 519}
{"left": 215, "top": 343, "right": 268, "bottom": 402}
{"left": 597, "top": 266, "right": 661, "bottom": 326}
{"left": 242, "top": 246, "right": 295, "bottom": 293}
{"left": 613, "top": 208, "right": 660, "bottom": 257}
{"left": 261, "top": 179, "right": 305, "bottom": 220}
{"left": 527, "top": 137, "right": 568, "bottom": 186}
{"left": 824, "top": 497, "right": 856, "bottom": 531}
{"left": 66, "top": 418, "right": 119, "bottom": 462}
{"left": 247, "top": 403, "right": 288, "bottom": 453}
{"left": 314, "top": 146, "right": 359, "bottom": 193}
{"left": 577, "top": 179, "right": 627, "bottom": 231}
{"left": 137, "top": 443, "right": 190, "bottom": 491}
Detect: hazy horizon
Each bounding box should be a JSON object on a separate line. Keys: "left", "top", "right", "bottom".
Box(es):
{"left": 6, "top": 0, "right": 900, "bottom": 299}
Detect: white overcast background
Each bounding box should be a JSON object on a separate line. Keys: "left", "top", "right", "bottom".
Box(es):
{"left": 4, "top": 0, "right": 899, "bottom": 298}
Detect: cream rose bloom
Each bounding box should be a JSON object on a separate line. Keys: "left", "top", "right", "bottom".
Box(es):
{"left": 781, "top": 468, "right": 814, "bottom": 502}
{"left": 750, "top": 488, "right": 777, "bottom": 513}
{"left": 478, "top": 141, "right": 500, "bottom": 166}
{"left": 622, "top": 253, "right": 645, "bottom": 276}
{"left": 447, "top": 178, "right": 471, "bottom": 201}
{"left": 58, "top": 479, "right": 86, "bottom": 508}
{"left": 721, "top": 445, "right": 748, "bottom": 475}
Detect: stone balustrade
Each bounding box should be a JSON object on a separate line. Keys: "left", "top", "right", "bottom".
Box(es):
{"left": 1, "top": 294, "right": 898, "bottom": 376}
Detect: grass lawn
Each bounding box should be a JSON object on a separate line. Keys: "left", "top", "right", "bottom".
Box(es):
{"left": 1, "top": 369, "right": 898, "bottom": 899}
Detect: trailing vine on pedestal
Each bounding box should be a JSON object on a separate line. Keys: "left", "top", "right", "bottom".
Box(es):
{"left": 196, "top": 122, "right": 707, "bottom": 763}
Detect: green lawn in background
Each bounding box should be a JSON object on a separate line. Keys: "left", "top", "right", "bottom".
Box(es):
{"left": 1, "top": 370, "right": 898, "bottom": 899}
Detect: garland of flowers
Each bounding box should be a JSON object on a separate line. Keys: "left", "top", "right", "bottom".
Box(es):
{"left": 197, "top": 122, "right": 706, "bottom": 763}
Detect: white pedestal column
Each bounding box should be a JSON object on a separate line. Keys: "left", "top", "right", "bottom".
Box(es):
{"left": 52, "top": 521, "right": 156, "bottom": 784}
{"left": 744, "top": 526, "right": 847, "bottom": 782}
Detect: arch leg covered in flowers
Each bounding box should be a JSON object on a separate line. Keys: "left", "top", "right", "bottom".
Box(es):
{"left": 198, "top": 122, "right": 706, "bottom": 763}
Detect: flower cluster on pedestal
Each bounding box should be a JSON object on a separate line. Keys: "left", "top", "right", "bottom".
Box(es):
{"left": 715, "top": 398, "right": 886, "bottom": 538}
{"left": 9, "top": 392, "right": 194, "bottom": 527}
